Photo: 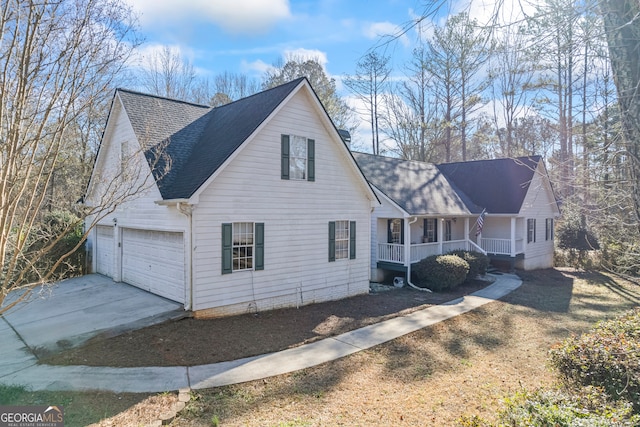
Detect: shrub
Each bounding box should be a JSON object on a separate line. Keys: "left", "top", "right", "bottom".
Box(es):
{"left": 413, "top": 254, "right": 469, "bottom": 291}
{"left": 549, "top": 308, "right": 640, "bottom": 411}
{"left": 448, "top": 250, "right": 490, "bottom": 279}
{"left": 556, "top": 219, "right": 600, "bottom": 251}
{"left": 499, "top": 388, "right": 639, "bottom": 426}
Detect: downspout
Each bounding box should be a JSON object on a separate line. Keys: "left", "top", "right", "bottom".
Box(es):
{"left": 177, "top": 202, "right": 193, "bottom": 310}
{"left": 405, "top": 216, "right": 432, "bottom": 293}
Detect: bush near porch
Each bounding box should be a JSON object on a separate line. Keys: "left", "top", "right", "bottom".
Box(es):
{"left": 413, "top": 254, "right": 469, "bottom": 291}
{"left": 413, "top": 251, "right": 490, "bottom": 292}
{"left": 412, "top": 251, "right": 489, "bottom": 292}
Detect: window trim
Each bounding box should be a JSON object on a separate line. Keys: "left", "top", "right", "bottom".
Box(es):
{"left": 329, "top": 220, "right": 356, "bottom": 262}
{"left": 423, "top": 218, "right": 438, "bottom": 243}
{"left": 281, "top": 134, "right": 315, "bottom": 182}
{"left": 444, "top": 219, "right": 452, "bottom": 242}
{"left": 222, "top": 222, "right": 264, "bottom": 274}
{"left": 527, "top": 218, "right": 536, "bottom": 243}
{"left": 545, "top": 218, "right": 554, "bottom": 241}
{"left": 388, "top": 219, "right": 404, "bottom": 244}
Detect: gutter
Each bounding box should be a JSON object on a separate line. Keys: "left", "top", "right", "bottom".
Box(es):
{"left": 405, "top": 216, "right": 432, "bottom": 293}
{"left": 176, "top": 202, "right": 194, "bottom": 311}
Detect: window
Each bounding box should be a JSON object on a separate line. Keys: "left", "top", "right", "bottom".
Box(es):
{"left": 546, "top": 218, "right": 554, "bottom": 241}
{"left": 423, "top": 219, "right": 437, "bottom": 243}
{"left": 527, "top": 219, "right": 536, "bottom": 243}
{"left": 222, "top": 223, "right": 264, "bottom": 274}
{"left": 281, "top": 134, "right": 315, "bottom": 181}
{"left": 444, "top": 220, "right": 452, "bottom": 241}
{"left": 388, "top": 219, "right": 403, "bottom": 244}
{"left": 233, "top": 222, "right": 253, "bottom": 271}
{"left": 329, "top": 221, "right": 356, "bottom": 262}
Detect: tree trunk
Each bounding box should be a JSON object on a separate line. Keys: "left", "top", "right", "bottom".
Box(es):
{"left": 600, "top": 0, "right": 640, "bottom": 232}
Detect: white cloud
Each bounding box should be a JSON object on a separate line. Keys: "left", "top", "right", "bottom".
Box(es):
{"left": 127, "top": 0, "right": 291, "bottom": 35}
{"left": 283, "top": 48, "right": 329, "bottom": 67}
{"left": 241, "top": 59, "right": 273, "bottom": 75}
{"left": 363, "top": 21, "right": 411, "bottom": 47}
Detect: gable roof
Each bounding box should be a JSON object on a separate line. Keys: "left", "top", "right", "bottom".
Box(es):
{"left": 117, "top": 77, "right": 307, "bottom": 200}
{"left": 352, "top": 152, "right": 482, "bottom": 216}
{"left": 437, "top": 156, "right": 542, "bottom": 214}
{"left": 353, "top": 153, "right": 552, "bottom": 216}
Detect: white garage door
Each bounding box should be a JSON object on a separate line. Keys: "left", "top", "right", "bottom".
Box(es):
{"left": 95, "top": 225, "right": 114, "bottom": 278}
{"left": 121, "top": 228, "right": 185, "bottom": 304}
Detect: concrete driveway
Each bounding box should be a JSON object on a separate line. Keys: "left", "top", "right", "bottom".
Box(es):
{"left": 1, "top": 274, "right": 185, "bottom": 355}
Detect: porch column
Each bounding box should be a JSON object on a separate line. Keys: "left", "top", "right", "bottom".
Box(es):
{"left": 404, "top": 217, "right": 412, "bottom": 266}
{"left": 464, "top": 218, "right": 470, "bottom": 242}
{"left": 510, "top": 217, "right": 516, "bottom": 257}
{"left": 437, "top": 218, "right": 443, "bottom": 254}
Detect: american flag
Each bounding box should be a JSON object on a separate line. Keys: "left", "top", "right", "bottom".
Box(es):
{"left": 475, "top": 209, "right": 486, "bottom": 236}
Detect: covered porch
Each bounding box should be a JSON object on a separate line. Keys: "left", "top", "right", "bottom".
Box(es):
{"left": 375, "top": 216, "right": 525, "bottom": 272}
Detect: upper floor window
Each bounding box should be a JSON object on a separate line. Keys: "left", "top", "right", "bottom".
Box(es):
{"left": 281, "top": 134, "right": 315, "bottom": 181}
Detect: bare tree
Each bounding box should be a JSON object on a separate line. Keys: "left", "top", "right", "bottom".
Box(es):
{"left": 0, "top": 0, "right": 144, "bottom": 313}
{"left": 141, "top": 45, "right": 211, "bottom": 103}
{"left": 344, "top": 52, "right": 391, "bottom": 155}
{"left": 211, "top": 71, "right": 260, "bottom": 106}
{"left": 490, "top": 25, "right": 538, "bottom": 157}
{"left": 382, "top": 44, "right": 442, "bottom": 161}
{"left": 599, "top": 0, "right": 640, "bottom": 233}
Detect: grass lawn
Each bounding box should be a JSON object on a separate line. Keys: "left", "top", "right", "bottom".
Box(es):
{"left": 2, "top": 268, "right": 638, "bottom": 426}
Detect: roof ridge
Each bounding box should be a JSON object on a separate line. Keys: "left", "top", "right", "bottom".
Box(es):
{"left": 437, "top": 155, "right": 541, "bottom": 167}
{"left": 211, "top": 77, "right": 307, "bottom": 110}
{"left": 116, "top": 88, "right": 211, "bottom": 109}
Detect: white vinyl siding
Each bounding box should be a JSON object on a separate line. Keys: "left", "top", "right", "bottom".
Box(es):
{"left": 518, "top": 162, "right": 560, "bottom": 270}
{"left": 190, "top": 88, "right": 372, "bottom": 315}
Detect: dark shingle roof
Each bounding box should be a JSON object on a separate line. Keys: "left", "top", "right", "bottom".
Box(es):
{"left": 352, "top": 152, "right": 482, "bottom": 216}
{"left": 117, "top": 77, "right": 306, "bottom": 199}
{"left": 352, "top": 153, "right": 544, "bottom": 216}
{"left": 437, "top": 156, "right": 541, "bottom": 214}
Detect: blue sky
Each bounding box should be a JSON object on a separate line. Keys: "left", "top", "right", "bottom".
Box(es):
{"left": 126, "top": 0, "right": 449, "bottom": 83}
{"left": 124, "top": 0, "right": 514, "bottom": 147}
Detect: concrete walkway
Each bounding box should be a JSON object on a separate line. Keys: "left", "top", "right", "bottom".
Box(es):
{"left": 0, "top": 274, "right": 522, "bottom": 393}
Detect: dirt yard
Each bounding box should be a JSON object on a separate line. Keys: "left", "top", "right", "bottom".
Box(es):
{"left": 41, "top": 278, "right": 491, "bottom": 367}
{"left": 50, "top": 269, "right": 640, "bottom": 426}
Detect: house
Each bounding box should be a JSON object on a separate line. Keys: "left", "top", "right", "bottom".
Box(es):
{"left": 352, "top": 153, "right": 560, "bottom": 282}
{"left": 84, "top": 78, "right": 378, "bottom": 317}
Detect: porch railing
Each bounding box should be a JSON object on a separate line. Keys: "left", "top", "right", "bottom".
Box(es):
{"left": 377, "top": 243, "right": 404, "bottom": 263}
{"left": 378, "top": 239, "right": 488, "bottom": 265}
{"left": 480, "top": 238, "right": 524, "bottom": 255}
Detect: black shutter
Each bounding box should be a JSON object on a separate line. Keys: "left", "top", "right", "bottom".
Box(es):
{"left": 255, "top": 223, "right": 264, "bottom": 270}
{"left": 307, "top": 139, "right": 315, "bottom": 181}
{"left": 281, "top": 135, "right": 290, "bottom": 180}
{"left": 328, "top": 221, "right": 336, "bottom": 262}
{"left": 222, "top": 223, "right": 233, "bottom": 274}
{"left": 349, "top": 221, "right": 356, "bottom": 259}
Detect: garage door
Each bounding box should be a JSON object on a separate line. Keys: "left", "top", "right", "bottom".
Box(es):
{"left": 121, "top": 228, "right": 185, "bottom": 304}
{"left": 95, "top": 225, "right": 114, "bottom": 278}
